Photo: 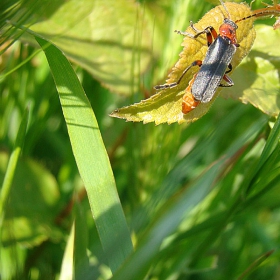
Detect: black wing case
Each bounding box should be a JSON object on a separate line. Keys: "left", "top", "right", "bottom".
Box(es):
{"left": 191, "top": 36, "right": 237, "bottom": 103}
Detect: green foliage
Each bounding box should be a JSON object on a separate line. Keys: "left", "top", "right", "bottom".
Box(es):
{"left": 0, "top": 0, "right": 280, "bottom": 280}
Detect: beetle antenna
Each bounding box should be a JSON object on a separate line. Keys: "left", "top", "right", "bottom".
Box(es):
{"left": 219, "top": 0, "right": 231, "bottom": 19}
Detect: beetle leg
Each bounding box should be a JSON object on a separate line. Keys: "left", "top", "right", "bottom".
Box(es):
{"left": 154, "top": 60, "right": 202, "bottom": 90}
{"left": 175, "top": 23, "right": 218, "bottom": 46}
{"left": 219, "top": 74, "right": 234, "bottom": 87}
{"left": 225, "top": 63, "right": 232, "bottom": 74}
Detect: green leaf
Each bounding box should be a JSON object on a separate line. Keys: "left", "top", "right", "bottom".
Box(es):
{"left": 29, "top": 0, "right": 154, "bottom": 95}
{"left": 225, "top": 25, "right": 280, "bottom": 116}
{"left": 35, "top": 36, "right": 133, "bottom": 273}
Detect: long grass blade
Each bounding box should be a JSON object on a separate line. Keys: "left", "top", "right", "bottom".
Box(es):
{"left": 35, "top": 36, "right": 133, "bottom": 273}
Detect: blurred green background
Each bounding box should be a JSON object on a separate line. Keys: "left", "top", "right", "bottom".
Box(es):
{"left": 0, "top": 0, "right": 280, "bottom": 279}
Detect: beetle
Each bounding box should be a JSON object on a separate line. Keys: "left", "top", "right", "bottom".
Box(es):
{"left": 154, "top": 0, "right": 242, "bottom": 114}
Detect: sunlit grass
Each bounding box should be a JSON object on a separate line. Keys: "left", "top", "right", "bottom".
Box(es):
{"left": 0, "top": 0, "right": 280, "bottom": 279}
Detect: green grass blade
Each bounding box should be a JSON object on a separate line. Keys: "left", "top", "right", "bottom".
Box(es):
{"left": 245, "top": 114, "right": 280, "bottom": 195}
{"left": 35, "top": 36, "right": 133, "bottom": 273}
{"left": 112, "top": 159, "right": 224, "bottom": 280}
{"left": 74, "top": 201, "right": 90, "bottom": 279}
{"left": 256, "top": 114, "right": 280, "bottom": 170}
{"left": 59, "top": 223, "right": 74, "bottom": 280}
{"left": 0, "top": 108, "right": 29, "bottom": 225}
{"left": 237, "top": 250, "right": 274, "bottom": 280}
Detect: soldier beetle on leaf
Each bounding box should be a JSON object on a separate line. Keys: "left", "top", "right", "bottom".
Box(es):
{"left": 154, "top": 0, "right": 279, "bottom": 114}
